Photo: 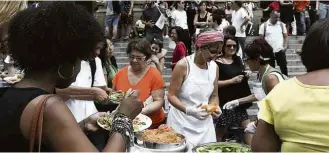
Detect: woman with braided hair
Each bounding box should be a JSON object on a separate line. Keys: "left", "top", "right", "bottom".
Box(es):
{"left": 167, "top": 30, "right": 224, "bottom": 150}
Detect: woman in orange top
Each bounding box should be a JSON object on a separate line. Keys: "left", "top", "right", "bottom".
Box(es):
{"left": 113, "top": 38, "right": 166, "bottom": 129}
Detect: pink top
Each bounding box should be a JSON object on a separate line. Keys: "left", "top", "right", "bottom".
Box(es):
{"left": 171, "top": 41, "right": 187, "bottom": 70}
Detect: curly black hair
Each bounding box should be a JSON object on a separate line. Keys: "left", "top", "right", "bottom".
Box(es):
{"left": 8, "top": 2, "right": 104, "bottom": 71}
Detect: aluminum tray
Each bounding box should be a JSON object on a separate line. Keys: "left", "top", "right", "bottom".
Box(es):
{"left": 134, "top": 131, "right": 186, "bottom": 150}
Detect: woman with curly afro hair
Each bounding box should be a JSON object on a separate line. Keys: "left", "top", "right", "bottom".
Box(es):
{"left": 0, "top": 2, "right": 143, "bottom": 151}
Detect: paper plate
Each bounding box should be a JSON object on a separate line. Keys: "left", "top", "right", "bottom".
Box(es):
{"left": 3, "top": 76, "right": 21, "bottom": 84}
{"left": 133, "top": 114, "right": 152, "bottom": 132}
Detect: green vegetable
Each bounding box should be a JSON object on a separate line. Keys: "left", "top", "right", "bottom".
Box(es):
{"left": 195, "top": 143, "right": 251, "bottom": 153}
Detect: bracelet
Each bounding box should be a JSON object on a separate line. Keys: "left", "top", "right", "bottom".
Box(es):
{"left": 109, "top": 113, "right": 133, "bottom": 152}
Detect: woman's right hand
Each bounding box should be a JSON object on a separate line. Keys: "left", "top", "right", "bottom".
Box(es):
{"left": 117, "top": 88, "right": 143, "bottom": 119}
{"left": 230, "top": 75, "right": 244, "bottom": 84}
{"left": 185, "top": 104, "right": 209, "bottom": 120}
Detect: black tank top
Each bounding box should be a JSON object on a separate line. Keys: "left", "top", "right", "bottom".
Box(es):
{"left": 0, "top": 87, "right": 50, "bottom": 151}
{"left": 196, "top": 12, "right": 208, "bottom": 28}
{"left": 198, "top": 12, "right": 208, "bottom": 22}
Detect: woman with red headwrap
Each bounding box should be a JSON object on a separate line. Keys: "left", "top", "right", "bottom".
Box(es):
{"left": 167, "top": 30, "right": 224, "bottom": 150}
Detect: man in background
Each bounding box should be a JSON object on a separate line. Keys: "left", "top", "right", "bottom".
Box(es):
{"left": 231, "top": 1, "right": 250, "bottom": 57}
{"left": 141, "top": 0, "right": 163, "bottom": 42}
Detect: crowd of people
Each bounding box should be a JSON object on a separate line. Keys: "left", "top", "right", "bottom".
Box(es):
{"left": 0, "top": 0, "right": 329, "bottom": 152}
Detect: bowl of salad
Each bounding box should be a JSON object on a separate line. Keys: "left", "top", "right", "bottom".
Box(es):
{"left": 192, "top": 142, "right": 251, "bottom": 153}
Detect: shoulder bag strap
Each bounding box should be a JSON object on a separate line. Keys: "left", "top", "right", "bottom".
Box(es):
{"left": 29, "top": 94, "right": 54, "bottom": 152}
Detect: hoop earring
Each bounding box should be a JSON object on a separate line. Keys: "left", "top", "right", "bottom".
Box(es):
{"left": 58, "top": 65, "right": 75, "bottom": 80}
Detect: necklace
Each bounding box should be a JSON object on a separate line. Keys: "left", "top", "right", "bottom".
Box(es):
{"left": 221, "top": 57, "right": 233, "bottom": 64}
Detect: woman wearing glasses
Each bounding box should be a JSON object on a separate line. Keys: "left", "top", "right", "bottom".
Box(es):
{"left": 167, "top": 30, "right": 223, "bottom": 151}
{"left": 214, "top": 36, "right": 256, "bottom": 145}
{"left": 243, "top": 38, "right": 285, "bottom": 135}
{"left": 112, "top": 38, "right": 166, "bottom": 129}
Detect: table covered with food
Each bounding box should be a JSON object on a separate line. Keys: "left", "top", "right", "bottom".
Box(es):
{"left": 97, "top": 103, "right": 251, "bottom": 153}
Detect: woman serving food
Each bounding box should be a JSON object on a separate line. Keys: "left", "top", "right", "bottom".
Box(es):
{"left": 167, "top": 30, "right": 224, "bottom": 150}
{"left": 112, "top": 38, "right": 166, "bottom": 129}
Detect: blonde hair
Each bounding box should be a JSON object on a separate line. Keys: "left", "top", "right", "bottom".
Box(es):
{"left": 0, "top": 0, "right": 27, "bottom": 26}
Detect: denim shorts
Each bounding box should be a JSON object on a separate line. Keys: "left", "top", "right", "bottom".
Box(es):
{"left": 105, "top": 14, "right": 120, "bottom": 27}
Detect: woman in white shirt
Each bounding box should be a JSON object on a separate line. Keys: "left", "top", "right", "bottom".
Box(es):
{"left": 171, "top": 0, "right": 192, "bottom": 55}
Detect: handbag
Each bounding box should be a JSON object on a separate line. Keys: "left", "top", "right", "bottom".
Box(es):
{"left": 29, "top": 94, "right": 54, "bottom": 152}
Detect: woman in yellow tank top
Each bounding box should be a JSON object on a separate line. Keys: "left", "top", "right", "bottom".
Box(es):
{"left": 252, "top": 18, "right": 329, "bottom": 152}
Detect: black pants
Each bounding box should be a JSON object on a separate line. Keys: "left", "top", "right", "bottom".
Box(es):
{"left": 237, "top": 37, "right": 246, "bottom": 58}
{"left": 308, "top": 7, "right": 319, "bottom": 28}
{"left": 269, "top": 50, "right": 288, "bottom": 76}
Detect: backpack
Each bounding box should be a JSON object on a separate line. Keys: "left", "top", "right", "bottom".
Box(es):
{"left": 261, "top": 66, "right": 289, "bottom": 94}
{"left": 263, "top": 21, "right": 285, "bottom": 39}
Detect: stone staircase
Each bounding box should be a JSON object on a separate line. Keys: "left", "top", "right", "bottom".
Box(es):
{"left": 113, "top": 36, "right": 306, "bottom": 119}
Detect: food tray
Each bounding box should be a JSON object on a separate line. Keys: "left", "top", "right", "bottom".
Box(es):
{"left": 192, "top": 142, "right": 251, "bottom": 153}
{"left": 134, "top": 132, "right": 186, "bottom": 150}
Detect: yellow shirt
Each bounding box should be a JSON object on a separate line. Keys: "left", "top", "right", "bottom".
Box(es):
{"left": 259, "top": 77, "right": 329, "bottom": 152}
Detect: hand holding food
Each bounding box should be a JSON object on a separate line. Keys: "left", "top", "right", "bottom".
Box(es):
{"left": 185, "top": 104, "right": 209, "bottom": 120}
{"left": 85, "top": 112, "right": 107, "bottom": 132}
{"left": 201, "top": 103, "right": 220, "bottom": 116}
{"left": 117, "top": 88, "right": 143, "bottom": 119}
{"left": 201, "top": 103, "right": 222, "bottom": 118}
{"left": 92, "top": 87, "right": 109, "bottom": 103}
{"left": 109, "top": 90, "right": 125, "bottom": 103}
